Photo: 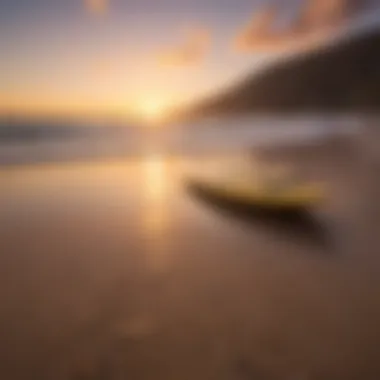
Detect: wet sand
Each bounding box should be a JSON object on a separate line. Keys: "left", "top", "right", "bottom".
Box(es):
{"left": 0, "top": 146, "right": 379, "bottom": 380}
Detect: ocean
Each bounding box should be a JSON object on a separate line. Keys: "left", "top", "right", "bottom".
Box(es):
{"left": 0, "top": 116, "right": 360, "bottom": 166}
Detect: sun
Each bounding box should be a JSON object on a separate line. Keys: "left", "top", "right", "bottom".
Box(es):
{"left": 140, "top": 99, "right": 166, "bottom": 121}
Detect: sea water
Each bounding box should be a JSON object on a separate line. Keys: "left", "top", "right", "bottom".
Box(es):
{"left": 0, "top": 115, "right": 360, "bottom": 166}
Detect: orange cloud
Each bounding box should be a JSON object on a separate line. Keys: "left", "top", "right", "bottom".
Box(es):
{"left": 295, "top": 0, "right": 349, "bottom": 31}
{"left": 156, "top": 29, "right": 211, "bottom": 68}
{"left": 234, "top": 0, "right": 356, "bottom": 53}
{"left": 84, "top": 0, "right": 108, "bottom": 15}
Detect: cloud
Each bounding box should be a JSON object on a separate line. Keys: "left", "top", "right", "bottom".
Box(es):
{"left": 295, "top": 0, "right": 350, "bottom": 31}
{"left": 234, "top": 0, "right": 360, "bottom": 53}
{"left": 156, "top": 29, "right": 211, "bottom": 68}
{"left": 84, "top": 0, "right": 108, "bottom": 15}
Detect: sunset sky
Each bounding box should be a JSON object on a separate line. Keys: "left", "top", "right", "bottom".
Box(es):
{"left": 0, "top": 0, "right": 375, "bottom": 119}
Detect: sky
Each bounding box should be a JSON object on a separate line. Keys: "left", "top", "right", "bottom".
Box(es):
{"left": 0, "top": 0, "right": 377, "bottom": 120}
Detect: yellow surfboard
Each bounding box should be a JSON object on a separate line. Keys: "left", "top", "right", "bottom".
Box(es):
{"left": 187, "top": 178, "right": 326, "bottom": 213}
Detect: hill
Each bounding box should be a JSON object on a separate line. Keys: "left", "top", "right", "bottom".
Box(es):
{"left": 186, "top": 26, "right": 380, "bottom": 119}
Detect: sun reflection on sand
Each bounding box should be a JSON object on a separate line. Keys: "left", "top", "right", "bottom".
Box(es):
{"left": 144, "top": 155, "right": 167, "bottom": 202}
{"left": 142, "top": 154, "right": 172, "bottom": 271}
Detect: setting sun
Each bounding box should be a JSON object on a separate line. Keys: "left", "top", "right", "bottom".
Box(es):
{"left": 140, "top": 99, "right": 167, "bottom": 121}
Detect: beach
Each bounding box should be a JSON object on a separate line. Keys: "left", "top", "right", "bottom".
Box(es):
{"left": 2, "top": 0, "right": 380, "bottom": 376}
{"left": 0, "top": 133, "right": 379, "bottom": 380}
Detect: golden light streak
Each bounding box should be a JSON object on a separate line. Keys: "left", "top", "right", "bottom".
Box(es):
{"left": 142, "top": 155, "right": 171, "bottom": 272}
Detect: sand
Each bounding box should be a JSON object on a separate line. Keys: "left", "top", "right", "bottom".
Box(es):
{"left": 0, "top": 136, "right": 379, "bottom": 380}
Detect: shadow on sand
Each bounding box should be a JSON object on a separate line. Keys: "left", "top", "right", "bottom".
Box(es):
{"left": 187, "top": 183, "right": 333, "bottom": 252}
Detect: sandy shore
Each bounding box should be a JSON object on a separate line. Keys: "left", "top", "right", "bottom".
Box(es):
{"left": 0, "top": 137, "right": 379, "bottom": 380}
